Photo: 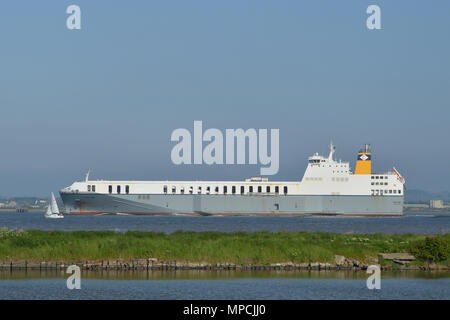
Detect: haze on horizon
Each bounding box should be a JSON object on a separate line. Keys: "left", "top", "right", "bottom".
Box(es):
{"left": 0, "top": 1, "right": 449, "bottom": 197}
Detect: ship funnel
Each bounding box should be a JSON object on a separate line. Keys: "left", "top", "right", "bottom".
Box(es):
{"left": 354, "top": 144, "right": 372, "bottom": 175}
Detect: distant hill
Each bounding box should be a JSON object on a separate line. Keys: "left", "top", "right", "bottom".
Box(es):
{"left": 405, "top": 189, "right": 450, "bottom": 204}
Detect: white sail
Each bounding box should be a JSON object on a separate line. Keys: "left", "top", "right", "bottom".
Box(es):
{"left": 45, "top": 204, "right": 52, "bottom": 216}
{"left": 51, "top": 192, "right": 60, "bottom": 214}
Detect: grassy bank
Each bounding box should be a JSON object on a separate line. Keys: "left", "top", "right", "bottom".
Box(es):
{"left": 0, "top": 229, "right": 449, "bottom": 266}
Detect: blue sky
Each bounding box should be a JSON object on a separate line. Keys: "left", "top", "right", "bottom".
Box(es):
{"left": 0, "top": 1, "right": 449, "bottom": 197}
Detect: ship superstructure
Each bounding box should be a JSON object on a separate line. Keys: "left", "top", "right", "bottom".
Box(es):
{"left": 60, "top": 143, "right": 405, "bottom": 216}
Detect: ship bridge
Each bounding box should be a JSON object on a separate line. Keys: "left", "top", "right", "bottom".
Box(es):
{"left": 302, "top": 142, "right": 351, "bottom": 182}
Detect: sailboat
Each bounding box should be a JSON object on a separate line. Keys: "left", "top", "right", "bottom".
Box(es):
{"left": 45, "top": 192, "right": 64, "bottom": 219}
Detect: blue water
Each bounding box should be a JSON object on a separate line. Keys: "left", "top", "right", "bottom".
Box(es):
{"left": 0, "top": 211, "right": 448, "bottom": 234}
{"left": 0, "top": 273, "right": 449, "bottom": 299}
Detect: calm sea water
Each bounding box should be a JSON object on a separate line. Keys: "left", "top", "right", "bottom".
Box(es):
{"left": 0, "top": 211, "right": 449, "bottom": 234}
{"left": 0, "top": 270, "right": 449, "bottom": 300}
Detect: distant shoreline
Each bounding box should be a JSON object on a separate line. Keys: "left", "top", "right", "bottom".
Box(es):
{"left": 0, "top": 208, "right": 46, "bottom": 212}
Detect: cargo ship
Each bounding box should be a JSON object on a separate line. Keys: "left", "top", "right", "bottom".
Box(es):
{"left": 60, "top": 143, "right": 405, "bottom": 216}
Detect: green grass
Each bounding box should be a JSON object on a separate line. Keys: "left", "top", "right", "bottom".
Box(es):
{"left": 0, "top": 228, "right": 449, "bottom": 265}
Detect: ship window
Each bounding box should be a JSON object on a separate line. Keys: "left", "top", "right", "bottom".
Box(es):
{"left": 266, "top": 186, "right": 270, "bottom": 193}
{"left": 117, "top": 186, "right": 121, "bottom": 194}
{"left": 163, "top": 185, "right": 168, "bottom": 194}
{"left": 283, "top": 186, "right": 288, "bottom": 195}
{"left": 376, "top": 176, "right": 379, "bottom": 179}
{"left": 275, "top": 186, "right": 279, "bottom": 193}
{"left": 258, "top": 186, "right": 262, "bottom": 193}
{"left": 389, "top": 190, "right": 392, "bottom": 194}
{"left": 371, "top": 182, "right": 374, "bottom": 185}
{"left": 398, "top": 190, "right": 401, "bottom": 194}
{"left": 108, "top": 185, "right": 112, "bottom": 194}
{"left": 180, "top": 187, "right": 185, "bottom": 194}
{"left": 384, "top": 182, "right": 388, "bottom": 185}
{"left": 198, "top": 186, "right": 202, "bottom": 194}
{"left": 215, "top": 186, "right": 219, "bottom": 193}
{"left": 393, "top": 190, "right": 397, "bottom": 194}
{"left": 172, "top": 186, "right": 176, "bottom": 193}
{"left": 371, "top": 176, "right": 374, "bottom": 179}
{"left": 249, "top": 186, "right": 253, "bottom": 193}
{"left": 223, "top": 186, "right": 228, "bottom": 194}
{"left": 126, "top": 185, "right": 130, "bottom": 194}
{"left": 87, "top": 185, "right": 91, "bottom": 192}
{"left": 232, "top": 186, "right": 236, "bottom": 194}
{"left": 385, "top": 176, "right": 388, "bottom": 179}
{"left": 380, "top": 176, "right": 383, "bottom": 179}
{"left": 240, "top": 186, "right": 245, "bottom": 194}
{"left": 189, "top": 186, "right": 193, "bottom": 194}
{"left": 92, "top": 185, "right": 96, "bottom": 192}
{"left": 206, "top": 186, "right": 210, "bottom": 194}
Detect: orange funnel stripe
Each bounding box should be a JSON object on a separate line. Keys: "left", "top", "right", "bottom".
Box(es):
{"left": 355, "top": 152, "right": 372, "bottom": 175}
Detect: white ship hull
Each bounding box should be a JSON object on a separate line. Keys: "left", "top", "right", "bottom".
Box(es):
{"left": 60, "top": 143, "right": 406, "bottom": 216}
{"left": 60, "top": 192, "right": 403, "bottom": 216}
